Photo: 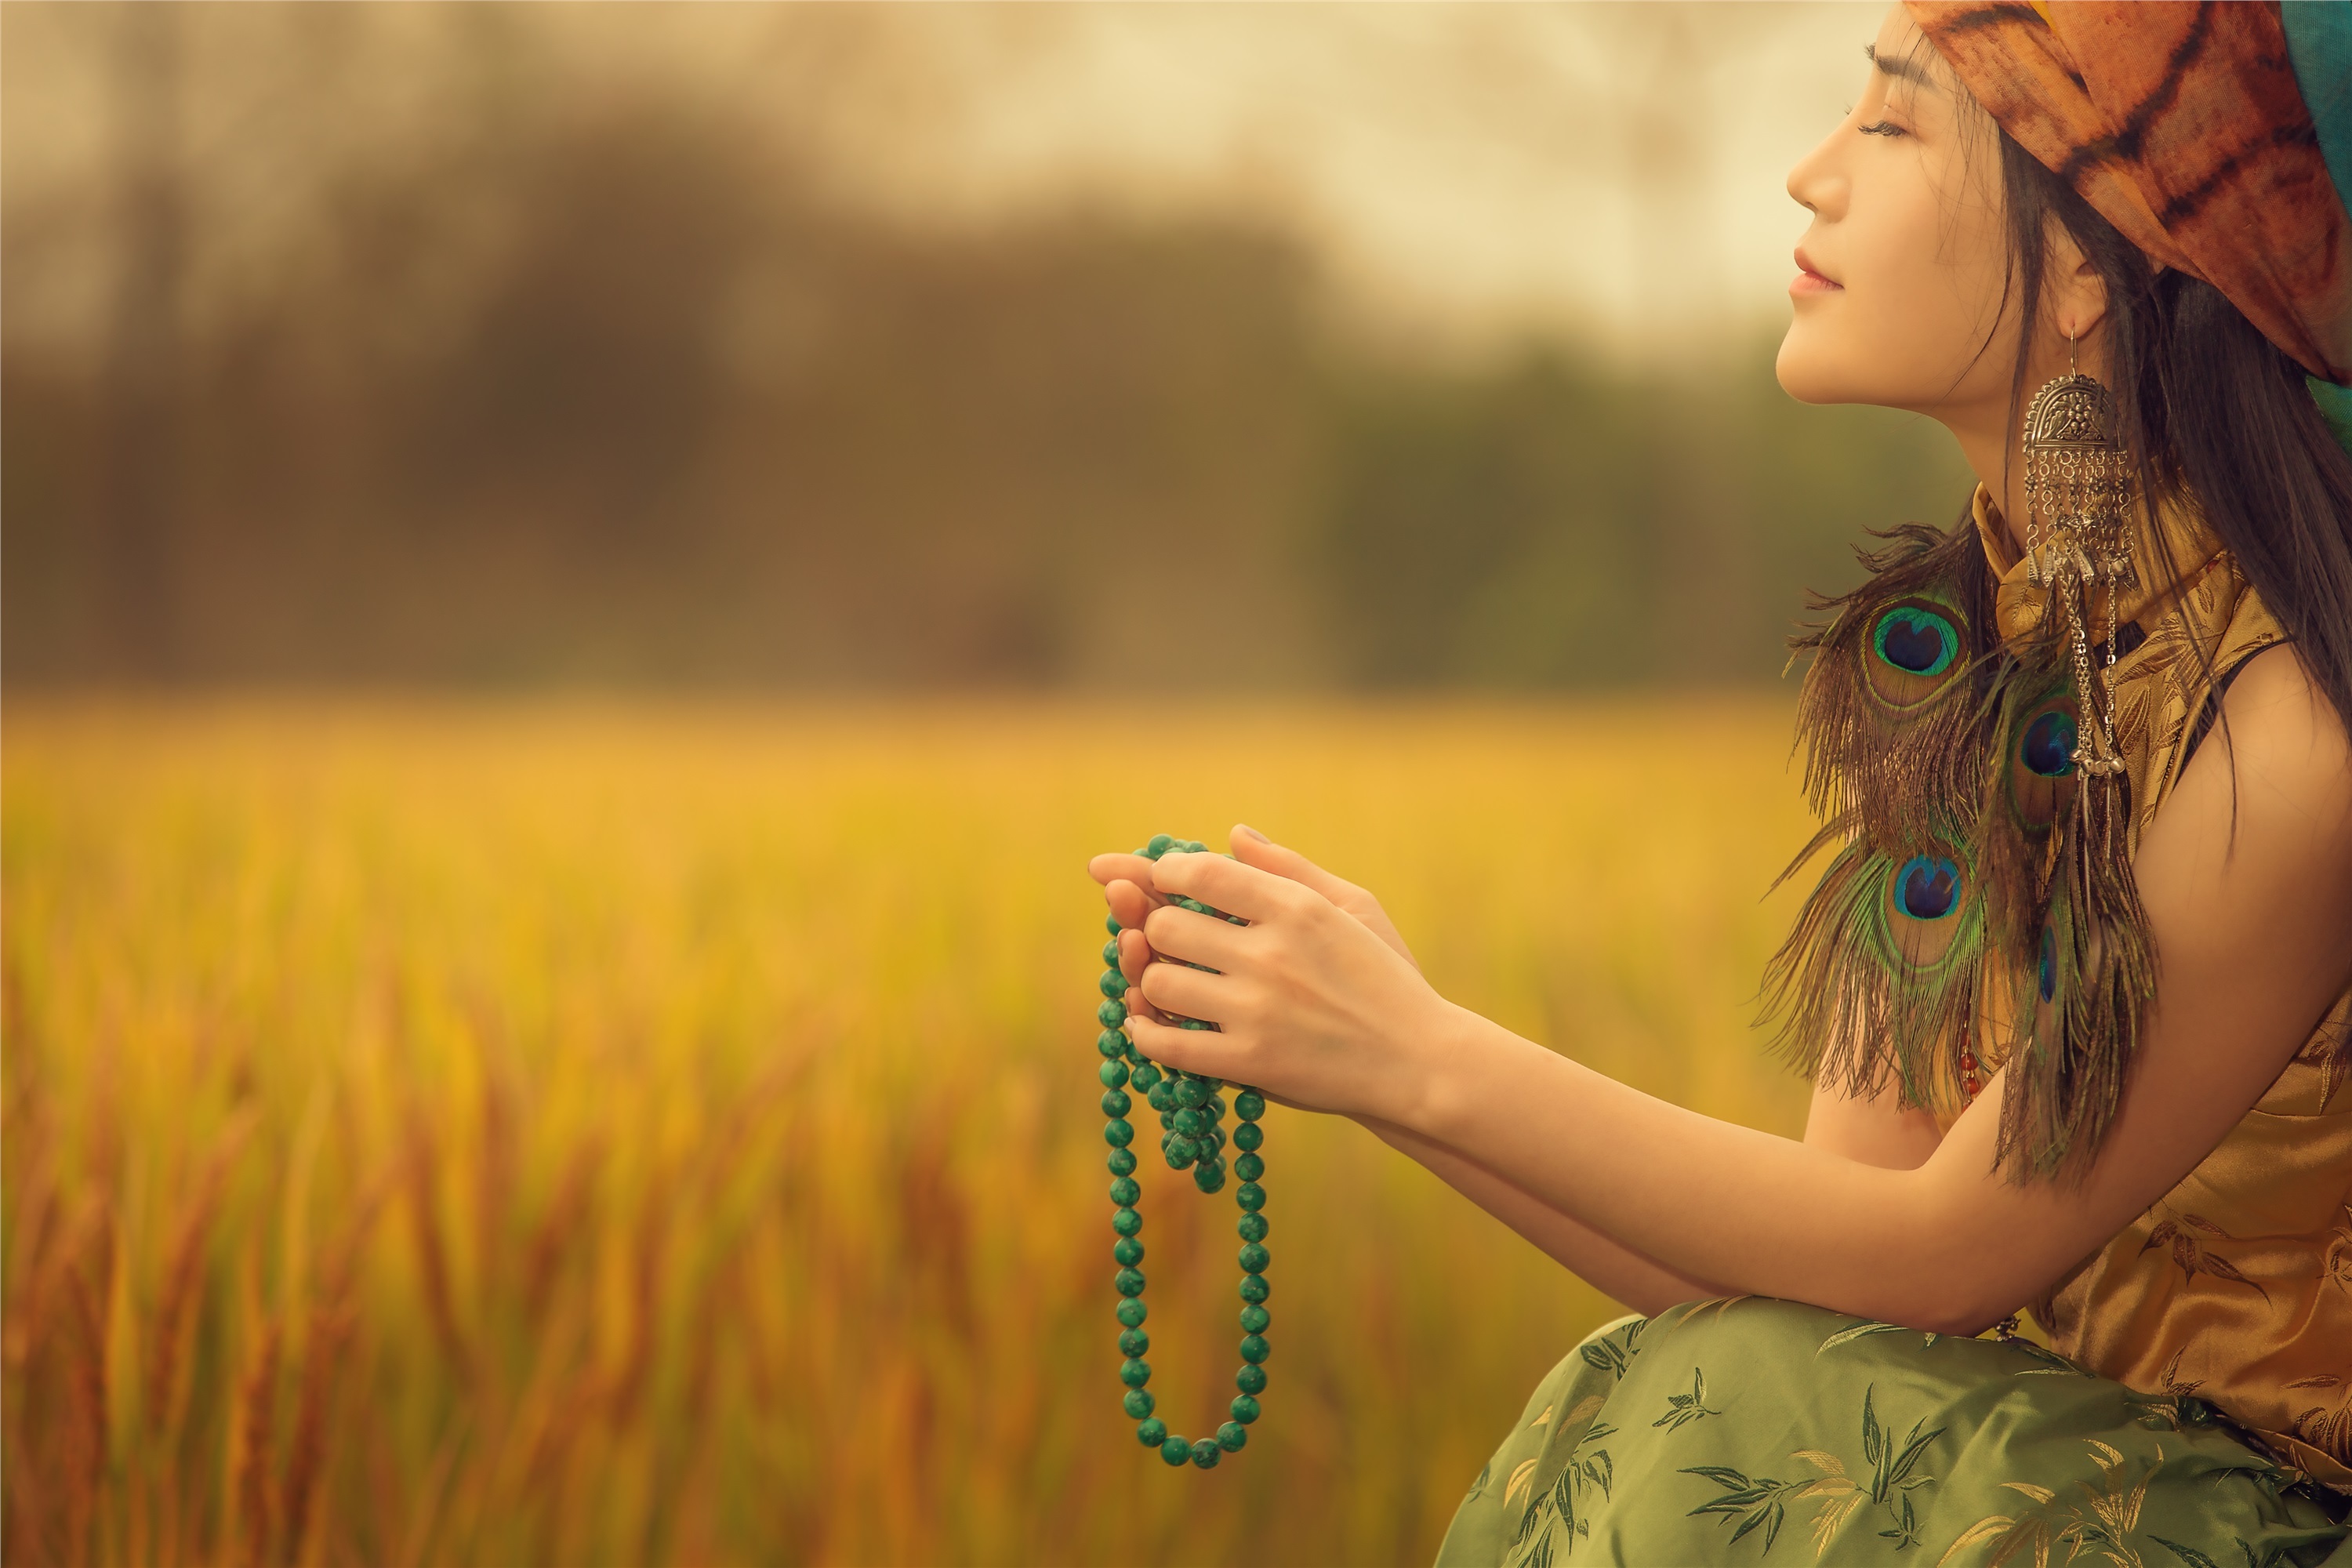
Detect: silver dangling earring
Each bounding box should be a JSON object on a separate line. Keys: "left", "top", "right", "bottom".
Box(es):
{"left": 2020, "top": 331, "right": 2135, "bottom": 781}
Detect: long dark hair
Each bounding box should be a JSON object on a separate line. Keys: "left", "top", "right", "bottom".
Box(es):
{"left": 1989, "top": 127, "right": 2352, "bottom": 736}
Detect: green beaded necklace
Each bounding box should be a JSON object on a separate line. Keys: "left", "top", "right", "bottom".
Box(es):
{"left": 1096, "top": 833, "right": 1270, "bottom": 1470}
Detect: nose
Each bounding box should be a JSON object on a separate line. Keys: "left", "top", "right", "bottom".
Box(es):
{"left": 1785, "top": 119, "right": 1847, "bottom": 223}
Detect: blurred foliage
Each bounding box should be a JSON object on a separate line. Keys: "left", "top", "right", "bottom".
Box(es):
{"left": 2, "top": 699, "right": 1820, "bottom": 1566}
{"left": 3, "top": 10, "right": 1972, "bottom": 690}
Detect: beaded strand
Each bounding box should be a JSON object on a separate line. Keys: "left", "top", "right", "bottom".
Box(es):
{"left": 1096, "top": 833, "right": 1270, "bottom": 1469}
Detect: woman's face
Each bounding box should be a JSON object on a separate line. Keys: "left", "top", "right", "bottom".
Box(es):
{"left": 1776, "top": 6, "right": 2016, "bottom": 419}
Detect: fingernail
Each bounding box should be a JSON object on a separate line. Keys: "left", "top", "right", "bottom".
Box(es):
{"left": 1235, "top": 824, "right": 1269, "bottom": 843}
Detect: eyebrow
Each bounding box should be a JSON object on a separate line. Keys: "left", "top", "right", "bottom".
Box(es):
{"left": 1864, "top": 42, "right": 1943, "bottom": 90}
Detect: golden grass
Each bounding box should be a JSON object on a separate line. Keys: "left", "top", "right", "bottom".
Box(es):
{"left": 2, "top": 696, "right": 1821, "bottom": 1566}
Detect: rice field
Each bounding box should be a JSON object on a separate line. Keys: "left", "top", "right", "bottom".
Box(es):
{"left": 2, "top": 696, "right": 1823, "bottom": 1566}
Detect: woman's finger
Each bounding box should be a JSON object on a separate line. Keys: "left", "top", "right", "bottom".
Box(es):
{"left": 1139, "top": 903, "right": 1249, "bottom": 971}
{"left": 1104, "top": 877, "right": 1155, "bottom": 934}
{"left": 1135, "top": 957, "right": 1236, "bottom": 1024}
{"left": 1123, "top": 1011, "right": 1243, "bottom": 1080}
{"left": 1090, "top": 851, "right": 1167, "bottom": 892}
{"left": 1229, "top": 823, "right": 1358, "bottom": 904}
{"left": 1148, "top": 848, "right": 1298, "bottom": 924}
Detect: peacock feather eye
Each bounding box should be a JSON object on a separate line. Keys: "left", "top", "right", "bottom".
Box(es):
{"left": 1894, "top": 855, "right": 1961, "bottom": 920}
{"left": 1879, "top": 848, "right": 1971, "bottom": 970}
{"left": 1874, "top": 608, "right": 1958, "bottom": 677}
{"left": 2005, "top": 692, "right": 2080, "bottom": 832}
{"left": 1860, "top": 598, "right": 1967, "bottom": 710}
{"left": 2021, "top": 710, "right": 2076, "bottom": 778}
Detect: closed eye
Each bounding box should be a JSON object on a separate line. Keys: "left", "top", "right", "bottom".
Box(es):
{"left": 1858, "top": 119, "right": 1907, "bottom": 137}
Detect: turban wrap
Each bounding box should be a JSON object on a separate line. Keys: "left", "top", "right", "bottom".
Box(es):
{"left": 1904, "top": 0, "right": 2352, "bottom": 452}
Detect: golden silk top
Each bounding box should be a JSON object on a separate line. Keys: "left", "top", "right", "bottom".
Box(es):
{"left": 1936, "top": 484, "right": 2352, "bottom": 1496}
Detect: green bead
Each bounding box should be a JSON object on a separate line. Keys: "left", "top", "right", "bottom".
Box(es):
{"left": 1236, "top": 1182, "right": 1265, "bottom": 1212}
{"left": 1234, "top": 1152, "right": 1264, "bottom": 1181}
{"left": 1232, "top": 1122, "right": 1263, "bottom": 1152}
{"left": 1099, "top": 1060, "right": 1130, "bottom": 1090}
{"left": 1171, "top": 1107, "right": 1203, "bottom": 1136}
{"left": 1146, "top": 1080, "right": 1177, "bottom": 1112}
{"left": 1240, "top": 1303, "right": 1270, "bottom": 1334}
{"left": 1192, "top": 1162, "right": 1226, "bottom": 1194}
{"left": 1104, "top": 1120, "right": 1134, "bottom": 1149}
{"left": 1165, "top": 1135, "right": 1198, "bottom": 1167}
{"left": 1119, "top": 1327, "right": 1149, "bottom": 1357}
{"left": 1235, "top": 1091, "right": 1266, "bottom": 1121}
{"left": 1178, "top": 1018, "right": 1212, "bottom": 1031}
{"left": 1107, "top": 1148, "right": 1138, "bottom": 1177}
{"left": 1198, "top": 1125, "right": 1225, "bottom": 1154}
{"left": 1232, "top": 1393, "right": 1262, "bottom": 1423}
{"left": 1124, "top": 1388, "right": 1155, "bottom": 1419}
{"left": 1189, "top": 1439, "right": 1220, "bottom": 1469}
{"left": 1204, "top": 1094, "right": 1225, "bottom": 1122}
{"left": 1175, "top": 1078, "right": 1208, "bottom": 1109}
{"left": 1099, "top": 970, "right": 1127, "bottom": 1000}
{"left": 1236, "top": 1366, "right": 1266, "bottom": 1397}
{"left": 1112, "top": 1207, "right": 1142, "bottom": 1237}
{"left": 1101, "top": 1089, "right": 1131, "bottom": 1117}
{"left": 1217, "top": 1421, "right": 1248, "bottom": 1452}
{"left": 1116, "top": 1298, "right": 1148, "bottom": 1328}
{"left": 1098, "top": 1031, "right": 1128, "bottom": 1060}
{"left": 1238, "top": 1213, "right": 1269, "bottom": 1243}
{"left": 1130, "top": 1062, "right": 1162, "bottom": 1091}
{"left": 1159, "top": 1436, "right": 1191, "bottom": 1467}
{"left": 1109, "top": 1175, "right": 1141, "bottom": 1206}
{"left": 1113, "top": 1236, "right": 1143, "bottom": 1266}
{"left": 1102, "top": 938, "right": 1120, "bottom": 967}
{"left": 1146, "top": 833, "right": 1174, "bottom": 858}
{"left": 1136, "top": 1417, "right": 1167, "bottom": 1447}
{"left": 1120, "top": 1358, "right": 1151, "bottom": 1388}
{"left": 1115, "top": 1268, "right": 1146, "bottom": 1297}
{"left": 1240, "top": 1334, "right": 1270, "bottom": 1364}
{"left": 1240, "top": 1273, "right": 1269, "bottom": 1304}
{"left": 1098, "top": 1000, "right": 1127, "bottom": 1029}
{"left": 1238, "top": 1242, "right": 1269, "bottom": 1272}
{"left": 1107, "top": 913, "right": 1123, "bottom": 936}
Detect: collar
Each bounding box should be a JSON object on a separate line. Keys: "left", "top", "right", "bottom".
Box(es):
{"left": 1968, "top": 482, "right": 2231, "bottom": 645}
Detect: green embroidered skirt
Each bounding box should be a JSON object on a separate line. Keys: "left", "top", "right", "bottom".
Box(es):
{"left": 1435, "top": 1296, "right": 2350, "bottom": 1566}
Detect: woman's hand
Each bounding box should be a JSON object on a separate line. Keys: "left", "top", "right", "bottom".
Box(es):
{"left": 1083, "top": 825, "right": 1461, "bottom": 1123}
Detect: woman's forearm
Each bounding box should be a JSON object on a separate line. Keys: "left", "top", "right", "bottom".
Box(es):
{"left": 1402, "top": 1004, "right": 1968, "bottom": 1330}
{"left": 1357, "top": 1114, "right": 1736, "bottom": 1316}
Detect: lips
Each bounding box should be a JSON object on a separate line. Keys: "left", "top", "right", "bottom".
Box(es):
{"left": 1791, "top": 246, "right": 1842, "bottom": 295}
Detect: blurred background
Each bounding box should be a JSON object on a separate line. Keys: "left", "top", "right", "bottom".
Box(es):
{"left": 3, "top": 6, "right": 1988, "bottom": 1568}
{"left": 5, "top": 0, "right": 1971, "bottom": 692}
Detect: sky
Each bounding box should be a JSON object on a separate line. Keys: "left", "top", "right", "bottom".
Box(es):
{"left": 3, "top": 2, "right": 1889, "bottom": 361}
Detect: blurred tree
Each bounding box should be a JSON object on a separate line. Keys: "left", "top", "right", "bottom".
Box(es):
{"left": 2, "top": 6, "right": 1973, "bottom": 691}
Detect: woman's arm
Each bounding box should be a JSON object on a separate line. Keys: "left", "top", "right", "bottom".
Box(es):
{"left": 1357, "top": 1112, "right": 1736, "bottom": 1315}
{"left": 1105, "top": 646, "right": 2352, "bottom": 1334}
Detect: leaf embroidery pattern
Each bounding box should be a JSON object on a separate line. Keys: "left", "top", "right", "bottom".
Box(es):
{"left": 1681, "top": 1382, "right": 1943, "bottom": 1557}
{"left": 1682, "top": 1464, "right": 1805, "bottom": 1555}
{"left": 1653, "top": 1367, "right": 1724, "bottom": 1432}
{"left": 1506, "top": 1418, "right": 1616, "bottom": 1567}
{"left": 2285, "top": 1372, "right": 2351, "bottom": 1466}
{"left": 1933, "top": 1438, "right": 2176, "bottom": 1568}
{"left": 1818, "top": 1319, "right": 1941, "bottom": 1357}
{"left": 1575, "top": 1317, "right": 1646, "bottom": 1381}
{"left": 2138, "top": 1214, "right": 2270, "bottom": 1303}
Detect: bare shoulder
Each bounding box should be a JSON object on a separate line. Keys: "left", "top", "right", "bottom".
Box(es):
{"left": 2142, "top": 642, "right": 2352, "bottom": 974}
{"left": 2181, "top": 644, "right": 2352, "bottom": 840}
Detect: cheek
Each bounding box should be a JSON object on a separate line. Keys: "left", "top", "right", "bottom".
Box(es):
{"left": 1778, "top": 170, "right": 2005, "bottom": 410}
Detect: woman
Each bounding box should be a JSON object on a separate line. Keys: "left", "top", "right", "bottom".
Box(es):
{"left": 1094, "top": 2, "right": 2352, "bottom": 1561}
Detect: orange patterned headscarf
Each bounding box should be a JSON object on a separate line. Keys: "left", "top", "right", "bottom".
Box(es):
{"left": 1906, "top": 1, "right": 2352, "bottom": 387}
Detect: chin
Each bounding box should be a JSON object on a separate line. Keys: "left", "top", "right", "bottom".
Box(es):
{"left": 1773, "top": 327, "right": 1846, "bottom": 405}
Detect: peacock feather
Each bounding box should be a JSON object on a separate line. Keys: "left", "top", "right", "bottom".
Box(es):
{"left": 1765, "top": 510, "right": 2160, "bottom": 1187}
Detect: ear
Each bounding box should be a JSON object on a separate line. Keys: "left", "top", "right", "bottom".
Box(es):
{"left": 2044, "top": 223, "right": 2111, "bottom": 346}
